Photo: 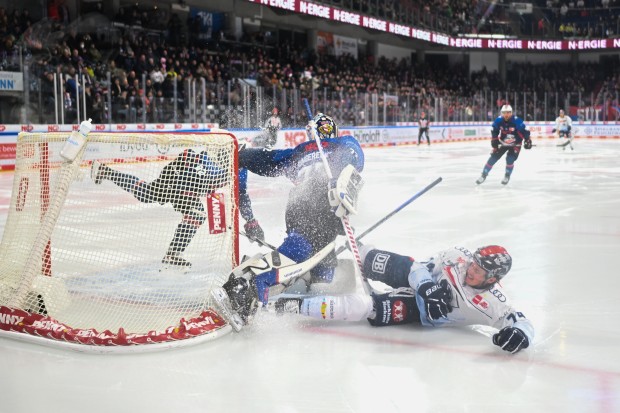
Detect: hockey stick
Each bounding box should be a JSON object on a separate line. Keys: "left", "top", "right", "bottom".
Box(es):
{"left": 303, "top": 98, "right": 370, "bottom": 294}
{"left": 240, "top": 177, "right": 442, "bottom": 259}
{"left": 334, "top": 176, "right": 442, "bottom": 255}
{"left": 239, "top": 230, "right": 280, "bottom": 251}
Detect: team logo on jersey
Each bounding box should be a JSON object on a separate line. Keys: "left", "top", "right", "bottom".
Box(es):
{"left": 472, "top": 294, "right": 489, "bottom": 310}
{"left": 392, "top": 300, "right": 406, "bottom": 323}
{"left": 500, "top": 134, "right": 516, "bottom": 146}
{"left": 371, "top": 253, "right": 390, "bottom": 274}
{"left": 490, "top": 289, "right": 506, "bottom": 302}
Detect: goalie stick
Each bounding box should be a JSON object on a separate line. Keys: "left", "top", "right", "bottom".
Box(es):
{"left": 237, "top": 177, "right": 442, "bottom": 262}
{"left": 335, "top": 177, "right": 442, "bottom": 256}
{"left": 303, "top": 98, "right": 370, "bottom": 294}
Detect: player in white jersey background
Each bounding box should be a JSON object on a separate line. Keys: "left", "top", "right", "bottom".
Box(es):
{"left": 553, "top": 109, "right": 574, "bottom": 150}
{"left": 276, "top": 244, "right": 534, "bottom": 354}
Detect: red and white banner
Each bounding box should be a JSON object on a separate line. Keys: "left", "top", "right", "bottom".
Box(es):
{"left": 0, "top": 305, "right": 227, "bottom": 347}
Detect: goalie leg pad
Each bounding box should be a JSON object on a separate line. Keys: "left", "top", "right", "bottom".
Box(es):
{"left": 328, "top": 164, "right": 365, "bottom": 217}
{"left": 363, "top": 249, "right": 414, "bottom": 288}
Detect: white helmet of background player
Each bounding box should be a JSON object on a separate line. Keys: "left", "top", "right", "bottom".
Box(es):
{"left": 307, "top": 113, "right": 338, "bottom": 140}
{"left": 500, "top": 105, "right": 513, "bottom": 121}
{"left": 472, "top": 245, "right": 512, "bottom": 288}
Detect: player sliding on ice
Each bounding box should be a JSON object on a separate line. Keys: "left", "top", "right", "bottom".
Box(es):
{"left": 476, "top": 105, "right": 532, "bottom": 185}
{"left": 553, "top": 109, "right": 574, "bottom": 150}
{"left": 91, "top": 148, "right": 230, "bottom": 268}
{"left": 276, "top": 244, "right": 534, "bottom": 354}
{"left": 212, "top": 113, "right": 365, "bottom": 330}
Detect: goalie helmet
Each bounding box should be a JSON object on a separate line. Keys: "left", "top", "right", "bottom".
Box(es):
{"left": 307, "top": 113, "right": 338, "bottom": 140}
{"left": 473, "top": 245, "right": 512, "bottom": 281}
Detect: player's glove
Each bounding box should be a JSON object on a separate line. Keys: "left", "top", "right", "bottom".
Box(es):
{"left": 551, "top": 128, "right": 556, "bottom": 133}
{"left": 523, "top": 139, "right": 533, "bottom": 150}
{"left": 244, "top": 218, "right": 265, "bottom": 242}
{"left": 492, "top": 326, "right": 530, "bottom": 354}
{"left": 491, "top": 134, "right": 500, "bottom": 149}
{"left": 417, "top": 279, "right": 453, "bottom": 322}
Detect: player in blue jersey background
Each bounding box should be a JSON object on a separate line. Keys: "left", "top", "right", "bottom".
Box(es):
{"left": 476, "top": 104, "right": 532, "bottom": 185}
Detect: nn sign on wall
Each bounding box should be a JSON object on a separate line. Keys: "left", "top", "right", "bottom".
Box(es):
{"left": 0, "top": 72, "right": 24, "bottom": 92}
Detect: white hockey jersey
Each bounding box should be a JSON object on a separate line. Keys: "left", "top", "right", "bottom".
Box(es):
{"left": 555, "top": 115, "right": 572, "bottom": 132}
{"left": 409, "top": 246, "right": 534, "bottom": 342}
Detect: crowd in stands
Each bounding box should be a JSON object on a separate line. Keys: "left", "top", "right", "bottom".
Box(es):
{"left": 318, "top": 0, "right": 620, "bottom": 38}
{"left": 318, "top": 0, "right": 515, "bottom": 36}
{"left": 0, "top": 2, "right": 619, "bottom": 125}
{"left": 533, "top": 0, "right": 620, "bottom": 38}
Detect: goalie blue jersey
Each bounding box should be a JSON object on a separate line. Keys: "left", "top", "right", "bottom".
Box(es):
{"left": 238, "top": 135, "right": 364, "bottom": 221}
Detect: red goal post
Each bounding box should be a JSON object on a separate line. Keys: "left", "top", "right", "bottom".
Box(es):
{"left": 0, "top": 131, "right": 239, "bottom": 352}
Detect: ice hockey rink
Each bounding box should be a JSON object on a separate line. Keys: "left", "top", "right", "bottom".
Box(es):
{"left": 0, "top": 137, "right": 618, "bottom": 413}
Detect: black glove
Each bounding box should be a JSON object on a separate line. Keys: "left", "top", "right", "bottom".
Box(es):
{"left": 523, "top": 139, "right": 532, "bottom": 150}
{"left": 491, "top": 138, "right": 499, "bottom": 149}
{"left": 492, "top": 327, "right": 530, "bottom": 354}
{"left": 417, "top": 279, "right": 453, "bottom": 322}
{"left": 244, "top": 218, "right": 264, "bottom": 242}
{"left": 551, "top": 128, "right": 556, "bottom": 133}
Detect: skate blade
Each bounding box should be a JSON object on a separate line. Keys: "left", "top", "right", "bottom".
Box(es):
{"left": 159, "top": 264, "right": 192, "bottom": 274}
{"left": 211, "top": 287, "right": 244, "bottom": 332}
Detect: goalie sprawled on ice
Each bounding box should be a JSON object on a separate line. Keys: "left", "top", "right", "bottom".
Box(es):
{"left": 212, "top": 113, "right": 365, "bottom": 331}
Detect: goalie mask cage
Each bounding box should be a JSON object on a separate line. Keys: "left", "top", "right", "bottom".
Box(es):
{"left": 0, "top": 132, "right": 239, "bottom": 353}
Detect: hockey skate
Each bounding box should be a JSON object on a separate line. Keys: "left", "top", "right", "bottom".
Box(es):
{"left": 24, "top": 292, "right": 48, "bottom": 315}
{"left": 501, "top": 174, "right": 511, "bottom": 185}
{"left": 475, "top": 173, "right": 487, "bottom": 185}
{"left": 211, "top": 287, "right": 245, "bottom": 332}
{"left": 222, "top": 274, "right": 259, "bottom": 324}
{"left": 161, "top": 253, "right": 192, "bottom": 268}
{"left": 91, "top": 160, "right": 110, "bottom": 185}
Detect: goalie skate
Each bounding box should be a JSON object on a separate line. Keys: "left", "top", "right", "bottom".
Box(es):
{"left": 160, "top": 253, "right": 192, "bottom": 274}
{"left": 210, "top": 287, "right": 245, "bottom": 332}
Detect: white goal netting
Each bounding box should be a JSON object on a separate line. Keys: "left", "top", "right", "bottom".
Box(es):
{"left": 0, "top": 132, "right": 239, "bottom": 351}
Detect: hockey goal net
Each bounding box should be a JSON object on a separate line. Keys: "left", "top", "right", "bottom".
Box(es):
{"left": 0, "top": 131, "right": 239, "bottom": 352}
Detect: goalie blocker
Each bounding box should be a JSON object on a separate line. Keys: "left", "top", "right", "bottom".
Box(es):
{"left": 328, "top": 164, "right": 364, "bottom": 218}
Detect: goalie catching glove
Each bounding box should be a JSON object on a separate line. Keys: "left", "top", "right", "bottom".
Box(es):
{"left": 328, "top": 164, "right": 364, "bottom": 218}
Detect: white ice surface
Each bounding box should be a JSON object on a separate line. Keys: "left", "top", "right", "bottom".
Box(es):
{"left": 0, "top": 138, "right": 619, "bottom": 413}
